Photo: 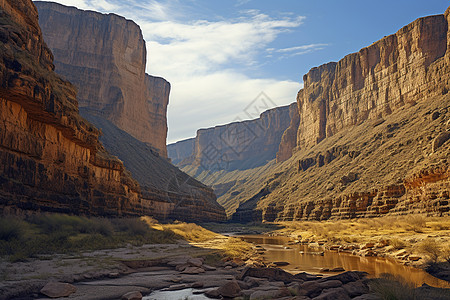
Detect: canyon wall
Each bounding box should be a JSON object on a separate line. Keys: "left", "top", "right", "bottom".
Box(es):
{"left": 168, "top": 105, "right": 293, "bottom": 216}
{"left": 296, "top": 12, "right": 449, "bottom": 152}
{"left": 170, "top": 105, "right": 292, "bottom": 173}
{"left": 232, "top": 6, "right": 450, "bottom": 222}
{"left": 0, "top": 0, "right": 226, "bottom": 222}
{"left": 0, "top": 0, "right": 141, "bottom": 216}
{"left": 168, "top": 138, "right": 195, "bottom": 166}
{"left": 276, "top": 102, "right": 299, "bottom": 162}
{"left": 35, "top": 1, "right": 169, "bottom": 157}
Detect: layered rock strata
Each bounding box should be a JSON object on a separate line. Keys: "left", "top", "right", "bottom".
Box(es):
{"left": 0, "top": 0, "right": 140, "bottom": 216}
{"left": 35, "top": 1, "right": 170, "bottom": 157}
{"left": 232, "top": 6, "right": 450, "bottom": 222}
{"left": 170, "top": 105, "right": 292, "bottom": 173}
{"left": 168, "top": 138, "right": 195, "bottom": 166}
{"left": 276, "top": 102, "right": 299, "bottom": 162}
{"left": 81, "top": 111, "right": 226, "bottom": 221}
{"left": 0, "top": 0, "right": 226, "bottom": 222}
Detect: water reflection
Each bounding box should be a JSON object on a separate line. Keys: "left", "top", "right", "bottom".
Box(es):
{"left": 240, "top": 235, "right": 450, "bottom": 289}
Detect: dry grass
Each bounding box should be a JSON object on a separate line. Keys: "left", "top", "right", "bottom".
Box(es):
{"left": 153, "top": 221, "right": 220, "bottom": 243}
{"left": 276, "top": 216, "right": 450, "bottom": 261}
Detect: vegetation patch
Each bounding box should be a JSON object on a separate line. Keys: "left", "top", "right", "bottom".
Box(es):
{"left": 0, "top": 214, "right": 180, "bottom": 262}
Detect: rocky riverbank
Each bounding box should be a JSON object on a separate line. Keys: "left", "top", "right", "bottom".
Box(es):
{"left": 2, "top": 226, "right": 450, "bottom": 299}
{"left": 267, "top": 216, "right": 450, "bottom": 283}
{"left": 3, "top": 249, "right": 448, "bottom": 300}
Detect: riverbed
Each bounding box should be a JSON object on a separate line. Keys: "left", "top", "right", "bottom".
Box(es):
{"left": 239, "top": 235, "right": 450, "bottom": 289}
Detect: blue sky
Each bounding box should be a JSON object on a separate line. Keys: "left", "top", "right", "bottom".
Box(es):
{"left": 40, "top": 0, "right": 450, "bottom": 143}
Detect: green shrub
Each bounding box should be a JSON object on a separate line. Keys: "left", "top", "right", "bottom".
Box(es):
{"left": 114, "top": 218, "right": 149, "bottom": 236}
{"left": 0, "top": 217, "right": 24, "bottom": 241}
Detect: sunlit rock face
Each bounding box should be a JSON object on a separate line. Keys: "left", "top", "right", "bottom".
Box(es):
{"left": 232, "top": 7, "right": 450, "bottom": 222}
{"left": 35, "top": 1, "right": 170, "bottom": 158}
{"left": 0, "top": 0, "right": 226, "bottom": 222}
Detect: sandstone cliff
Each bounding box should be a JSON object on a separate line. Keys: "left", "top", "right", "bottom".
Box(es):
{"left": 168, "top": 105, "right": 293, "bottom": 215}
{"left": 0, "top": 0, "right": 225, "bottom": 222}
{"left": 82, "top": 111, "right": 226, "bottom": 221}
{"left": 35, "top": 1, "right": 169, "bottom": 157}
{"left": 0, "top": 0, "right": 141, "bottom": 216}
{"left": 232, "top": 6, "right": 450, "bottom": 222}
{"left": 171, "top": 105, "right": 292, "bottom": 172}
{"left": 168, "top": 138, "right": 195, "bottom": 166}
{"left": 276, "top": 102, "right": 299, "bottom": 162}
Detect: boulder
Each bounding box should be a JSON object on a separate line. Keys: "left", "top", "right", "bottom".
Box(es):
{"left": 249, "top": 287, "right": 291, "bottom": 300}
{"left": 239, "top": 267, "right": 297, "bottom": 283}
{"left": 121, "top": 291, "right": 143, "bottom": 300}
{"left": 318, "top": 280, "right": 343, "bottom": 289}
{"left": 187, "top": 257, "right": 203, "bottom": 267}
{"left": 313, "top": 287, "right": 351, "bottom": 300}
{"left": 342, "top": 280, "right": 369, "bottom": 297}
{"left": 40, "top": 282, "right": 76, "bottom": 298}
{"left": 298, "top": 281, "right": 321, "bottom": 298}
{"left": 319, "top": 271, "right": 368, "bottom": 284}
{"left": 217, "top": 281, "right": 242, "bottom": 298}
{"left": 432, "top": 131, "right": 450, "bottom": 152}
{"left": 181, "top": 267, "right": 205, "bottom": 274}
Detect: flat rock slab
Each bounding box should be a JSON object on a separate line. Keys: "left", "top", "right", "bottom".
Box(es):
{"left": 52, "top": 285, "right": 149, "bottom": 300}
{"left": 40, "top": 282, "right": 76, "bottom": 298}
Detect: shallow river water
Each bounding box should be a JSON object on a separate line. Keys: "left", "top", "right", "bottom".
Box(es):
{"left": 239, "top": 235, "right": 450, "bottom": 289}
{"left": 144, "top": 234, "right": 449, "bottom": 299}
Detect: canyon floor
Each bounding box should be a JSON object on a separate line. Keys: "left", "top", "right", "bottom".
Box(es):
{"left": 0, "top": 216, "right": 449, "bottom": 299}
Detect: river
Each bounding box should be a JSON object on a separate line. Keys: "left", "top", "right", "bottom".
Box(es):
{"left": 239, "top": 234, "right": 450, "bottom": 289}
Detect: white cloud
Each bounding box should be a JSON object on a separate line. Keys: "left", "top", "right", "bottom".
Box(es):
{"left": 167, "top": 71, "right": 301, "bottom": 142}
{"left": 274, "top": 43, "right": 328, "bottom": 53}
{"left": 43, "top": 0, "right": 307, "bottom": 142}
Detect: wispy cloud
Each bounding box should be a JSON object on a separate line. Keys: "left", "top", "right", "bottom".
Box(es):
{"left": 267, "top": 43, "right": 328, "bottom": 58}
{"left": 45, "top": 0, "right": 306, "bottom": 142}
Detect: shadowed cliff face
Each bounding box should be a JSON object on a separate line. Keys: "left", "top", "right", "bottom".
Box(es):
{"left": 232, "top": 6, "right": 450, "bottom": 222}
{"left": 35, "top": 1, "right": 170, "bottom": 157}
{"left": 0, "top": 0, "right": 226, "bottom": 222}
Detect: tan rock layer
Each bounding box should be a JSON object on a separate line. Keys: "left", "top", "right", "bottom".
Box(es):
{"left": 276, "top": 102, "right": 299, "bottom": 162}
{"left": 295, "top": 12, "right": 450, "bottom": 152}
{"left": 35, "top": 1, "right": 169, "bottom": 157}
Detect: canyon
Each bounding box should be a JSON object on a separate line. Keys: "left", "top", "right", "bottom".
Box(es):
{"left": 168, "top": 104, "right": 293, "bottom": 214}
{"left": 231, "top": 6, "right": 450, "bottom": 222}
{"left": 0, "top": 0, "right": 225, "bottom": 222}
{"left": 169, "top": 6, "right": 450, "bottom": 221}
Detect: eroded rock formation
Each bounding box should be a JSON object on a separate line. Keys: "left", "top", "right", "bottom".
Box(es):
{"left": 232, "top": 6, "right": 450, "bottom": 222}
{"left": 0, "top": 0, "right": 140, "bottom": 216}
{"left": 276, "top": 102, "right": 299, "bottom": 162}
{"left": 170, "top": 105, "right": 292, "bottom": 173}
{"left": 35, "top": 1, "right": 169, "bottom": 157}
{"left": 0, "top": 0, "right": 226, "bottom": 222}
{"left": 168, "top": 138, "right": 195, "bottom": 166}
